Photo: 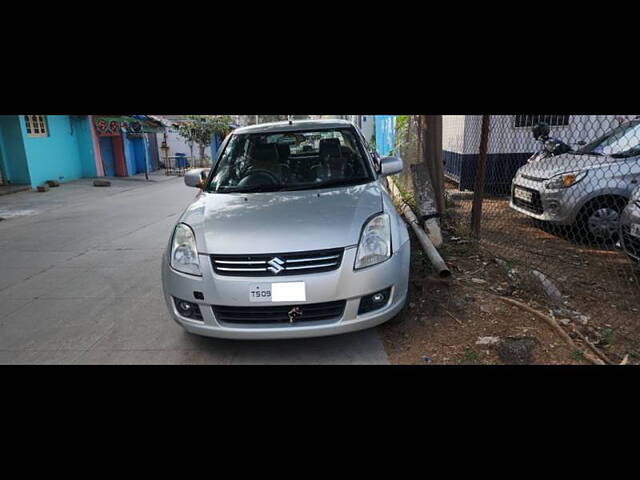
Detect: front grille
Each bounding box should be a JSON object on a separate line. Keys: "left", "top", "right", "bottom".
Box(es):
{"left": 211, "top": 248, "right": 344, "bottom": 277}
{"left": 212, "top": 300, "right": 346, "bottom": 325}
{"left": 512, "top": 185, "right": 544, "bottom": 214}
{"left": 621, "top": 225, "right": 640, "bottom": 260}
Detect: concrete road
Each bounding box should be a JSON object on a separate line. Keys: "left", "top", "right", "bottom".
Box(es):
{"left": 0, "top": 175, "right": 388, "bottom": 364}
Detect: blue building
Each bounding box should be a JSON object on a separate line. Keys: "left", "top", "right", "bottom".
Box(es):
{"left": 0, "top": 115, "right": 99, "bottom": 188}
{"left": 375, "top": 115, "right": 396, "bottom": 157}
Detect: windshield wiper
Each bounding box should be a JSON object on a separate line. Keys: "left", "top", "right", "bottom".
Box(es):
{"left": 611, "top": 150, "right": 640, "bottom": 158}
{"left": 217, "top": 184, "right": 287, "bottom": 193}
{"left": 574, "top": 150, "right": 602, "bottom": 156}
{"left": 285, "top": 178, "right": 370, "bottom": 191}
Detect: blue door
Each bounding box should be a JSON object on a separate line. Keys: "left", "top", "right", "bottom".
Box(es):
{"left": 132, "top": 138, "right": 146, "bottom": 174}
{"left": 99, "top": 137, "right": 116, "bottom": 177}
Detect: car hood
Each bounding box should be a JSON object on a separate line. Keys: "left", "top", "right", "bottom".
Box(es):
{"left": 517, "top": 153, "right": 638, "bottom": 180}
{"left": 180, "top": 182, "right": 383, "bottom": 254}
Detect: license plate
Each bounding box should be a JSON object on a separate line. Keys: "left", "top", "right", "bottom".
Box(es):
{"left": 514, "top": 187, "right": 533, "bottom": 203}
{"left": 631, "top": 223, "right": 640, "bottom": 239}
{"left": 249, "top": 282, "right": 306, "bottom": 303}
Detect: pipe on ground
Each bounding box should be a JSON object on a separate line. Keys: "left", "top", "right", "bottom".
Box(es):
{"left": 387, "top": 179, "right": 451, "bottom": 278}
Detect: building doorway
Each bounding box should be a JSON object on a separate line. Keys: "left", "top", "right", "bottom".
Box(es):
{"left": 98, "top": 136, "right": 117, "bottom": 176}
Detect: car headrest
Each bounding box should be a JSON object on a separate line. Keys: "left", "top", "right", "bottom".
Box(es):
{"left": 276, "top": 144, "right": 290, "bottom": 160}
{"left": 319, "top": 138, "right": 342, "bottom": 159}
{"left": 253, "top": 143, "right": 278, "bottom": 164}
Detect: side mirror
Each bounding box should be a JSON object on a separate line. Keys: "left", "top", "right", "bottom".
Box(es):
{"left": 380, "top": 156, "right": 403, "bottom": 176}
{"left": 184, "top": 168, "right": 209, "bottom": 188}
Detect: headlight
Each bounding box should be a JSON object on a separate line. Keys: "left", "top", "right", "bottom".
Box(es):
{"left": 170, "top": 223, "right": 201, "bottom": 276}
{"left": 545, "top": 171, "right": 587, "bottom": 190}
{"left": 354, "top": 213, "right": 391, "bottom": 270}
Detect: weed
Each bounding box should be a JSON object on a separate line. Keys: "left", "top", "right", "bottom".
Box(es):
{"left": 462, "top": 348, "right": 480, "bottom": 365}
{"left": 600, "top": 328, "right": 615, "bottom": 346}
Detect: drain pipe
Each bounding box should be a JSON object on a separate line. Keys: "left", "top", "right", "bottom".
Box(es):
{"left": 387, "top": 179, "right": 451, "bottom": 278}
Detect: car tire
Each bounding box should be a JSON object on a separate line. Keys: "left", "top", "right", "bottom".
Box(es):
{"left": 577, "top": 196, "right": 627, "bottom": 243}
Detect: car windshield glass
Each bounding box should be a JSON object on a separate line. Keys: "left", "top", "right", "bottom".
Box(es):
{"left": 206, "top": 128, "right": 374, "bottom": 193}
{"left": 577, "top": 120, "right": 640, "bottom": 157}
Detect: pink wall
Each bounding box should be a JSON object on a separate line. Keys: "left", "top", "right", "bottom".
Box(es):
{"left": 88, "top": 115, "right": 105, "bottom": 177}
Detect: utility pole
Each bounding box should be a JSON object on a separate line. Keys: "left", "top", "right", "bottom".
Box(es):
{"left": 421, "top": 115, "right": 446, "bottom": 215}
{"left": 471, "top": 115, "right": 491, "bottom": 238}
{"left": 255, "top": 115, "right": 259, "bottom": 125}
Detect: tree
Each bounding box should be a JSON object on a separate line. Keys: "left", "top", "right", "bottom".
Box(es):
{"left": 239, "top": 115, "right": 310, "bottom": 125}
{"left": 177, "top": 115, "right": 232, "bottom": 165}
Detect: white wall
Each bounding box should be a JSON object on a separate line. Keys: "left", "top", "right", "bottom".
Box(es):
{"left": 349, "top": 115, "right": 375, "bottom": 144}
{"left": 443, "top": 115, "right": 637, "bottom": 155}
{"left": 360, "top": 115, "right": 375, "bottom": 143}
{"left": 155, "top": 124, "right": 212, "bottom": 162}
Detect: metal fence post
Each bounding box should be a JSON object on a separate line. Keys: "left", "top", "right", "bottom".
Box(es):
{"left": 471, "top": 115, "right": 491, "bottom": 238}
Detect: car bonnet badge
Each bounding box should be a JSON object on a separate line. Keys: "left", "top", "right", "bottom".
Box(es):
{"left": 267, "top": 257, "right": 285, "bottom": 274}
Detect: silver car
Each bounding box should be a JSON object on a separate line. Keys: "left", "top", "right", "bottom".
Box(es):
{"left": 161, "top": 119, "right": 410, "bottom": 339}
{"left": 621, "top": 185, "right": 640, "bottom": 263}
{"left": 510, "top": 119, "right": 640, "bottom": 241}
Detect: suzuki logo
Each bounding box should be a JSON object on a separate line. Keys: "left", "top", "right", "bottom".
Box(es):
{"left": 267, "top": 257, "right": 285, "bottom": 274}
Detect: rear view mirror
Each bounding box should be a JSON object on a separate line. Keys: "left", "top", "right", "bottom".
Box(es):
{"left": 184, "top": 168, "right": 209, "bottom": 188}
{"left": 380, "top": 156, "right": 403, "bottom": 176}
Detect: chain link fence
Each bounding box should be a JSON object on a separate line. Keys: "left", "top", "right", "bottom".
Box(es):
{"left": 386, "top": 114, "right": 640, "bottom": 358}
{"left": 439, "top": 114, "right": 640, "bottom": 325}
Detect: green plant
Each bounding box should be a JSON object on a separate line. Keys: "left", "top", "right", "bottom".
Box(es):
{"left": 572, "top": 350, "right": 584, "bottom": 362}
{"left": 462, "top": 348, "right": 480, "bottom": 364}
{"left": 389, "top": 176, "right": 417, "bottom": 212}
{"left": 177, "top": 115, "right": 232, "bottom": 161}
{"left": 600, "top": 328, "right": 614, "bottom": 346}
{"left": 391, "top": 115, "right": 411, "bottom": 156}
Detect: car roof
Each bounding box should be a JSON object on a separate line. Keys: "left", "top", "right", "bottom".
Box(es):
{"left": 233, "top": 119, "right": 356, "bottom": 135}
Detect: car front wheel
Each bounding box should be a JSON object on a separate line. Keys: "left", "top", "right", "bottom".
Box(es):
{"left": 578, "top": 197, "right": 627, "bottom": 243}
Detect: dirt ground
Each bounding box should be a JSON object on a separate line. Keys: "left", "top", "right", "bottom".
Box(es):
{"left": 380, "top": 183, "right": 640, "bottom": 365}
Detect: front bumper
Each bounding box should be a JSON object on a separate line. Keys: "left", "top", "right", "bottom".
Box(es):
{"left": 161, "top": 241, "right": 410, "bottom": 339}
{"left": 620, "top": 201, "right": 640, "bottom": 263}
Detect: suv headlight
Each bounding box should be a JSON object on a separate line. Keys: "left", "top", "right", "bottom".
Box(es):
{"left": 354, "top": 213, "right": 391, "bottom": 269}
{"left": 545, "top": 170, "right": 587, "bottom": 190}
{"left": 170, "top": 223, "right": 201, "bottom": 276}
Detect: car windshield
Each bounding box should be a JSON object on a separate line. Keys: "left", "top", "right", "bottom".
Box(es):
{"left": 577, "top": 120, "right": 640, "bottom": 158}
{"left": 206, "top": 128, "right": 374, "bottom": 193}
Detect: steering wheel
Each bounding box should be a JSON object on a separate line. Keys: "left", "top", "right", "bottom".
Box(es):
{"left": 237, "top": 169, "right": 281, "bottom": 186}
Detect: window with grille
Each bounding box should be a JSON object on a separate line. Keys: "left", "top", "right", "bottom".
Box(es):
{"left": 24, "top": 115, "right": 49, "bottom": 137}
{"left": 514, "top": 115, "right": 570, "bottom": 128}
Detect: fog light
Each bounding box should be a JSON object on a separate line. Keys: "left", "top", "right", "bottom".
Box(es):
{"left": 174, "top": 297, "right": 203, "bottom": 320}
{"left": 372, "top": 293, "right": 385, "bottom": 303}
{"left": 548, "top": 200, "right": 560, "bottom": 211}
{"left": 358, "top": 287, "right": 392, "bottom": 315}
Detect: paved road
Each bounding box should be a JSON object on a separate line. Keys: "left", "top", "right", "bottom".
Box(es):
{"left": 0, "top": 175, "right": 388, "bottom": 364}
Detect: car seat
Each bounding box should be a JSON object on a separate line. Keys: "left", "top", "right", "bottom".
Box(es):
{"left": 251, "top": 143, "right": 282, "bottom": 179}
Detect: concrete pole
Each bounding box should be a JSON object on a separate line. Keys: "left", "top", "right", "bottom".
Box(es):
{"left": 421, "top": 115, "right": 446, "bottom": 215}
